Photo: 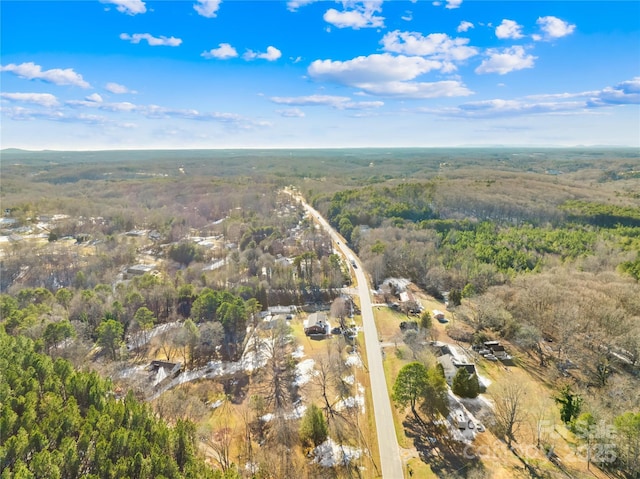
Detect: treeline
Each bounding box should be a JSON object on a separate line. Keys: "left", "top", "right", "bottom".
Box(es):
{"left": 314, "top": 182, "right": 640, "bottom": 295}
{"left": 561, "top": 200, "right": 640, "bottom": 228}
{"left": 317, "top": 182, "right": 438, "bottom": 241}
{"left": 0, "top": 328, "right": 232, "bottom": 479}
{"left": 0, "top": 274, "right": 259, "bottom": 366}
{"left": 352, "top": 220, "right": 602, "bottom": 297}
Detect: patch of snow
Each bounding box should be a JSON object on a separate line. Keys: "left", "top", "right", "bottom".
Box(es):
{"left": 209, "top": 399, "right": 224, "bottom": 409}
{"left": 345, "top": 353, "right": 363, "bottom": 368}
{"left": 477, "top": 373, "right": 492, "bottom": 388}
{"left": 294, "top": 358, "right": 316, "bottom": 387}
{"left": 343, "top": 374, "right": 355, "bottom": 385}
{"left": 291, "top": 403, "right": 307, "bottom": 419}
{"left": 292, "top": 345, "right": 305, "bottom": 359}
{"left": 313, "top": 438, "right": 362, "bottom": 467}
{"left": 153, "top": 367, "right": 168, "bottom": 386}
{"left": 335, "top": 384, "right": 365, "bottom": 413}
{"left": 260, "top": 406, "right": 307, "bottom": 422}
{"left": 116, "top": 365, "right": 146, "bottom": 379}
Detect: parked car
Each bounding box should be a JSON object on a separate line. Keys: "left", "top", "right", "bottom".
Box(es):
{"left": 331, "top": 327, "right": 342, "bottom": 335}
{"left": 484, "top": 354, "right": 498, "bottom": 361}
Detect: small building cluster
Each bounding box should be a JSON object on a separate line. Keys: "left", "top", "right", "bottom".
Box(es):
{"left": 473, "top": 340, "right": 512, "bottom": 363}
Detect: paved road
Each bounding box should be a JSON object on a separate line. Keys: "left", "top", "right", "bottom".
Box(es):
{"left": 286, "top": 190, "right": 405, "bottom": 479}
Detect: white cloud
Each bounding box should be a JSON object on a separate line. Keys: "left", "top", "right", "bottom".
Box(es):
{"left": 193, "top": 0, "right": 221, "bottom": 18}
{"left": 271, "top": 94, "right": 352, "bottom": 107}
{"left": 343, "top": 100, "right": 384, "bottom": 110}
{"left": 67, "top": 99, "right": 137, "bottom": 111}
{"left": 270, "top": 94, "right": 383, "bottom": 110}
{"left": 445, "top": 0, "right": 462, "bottom": 9}
{"left": 287, "top": 0, "right": 318, "bottom": 12}
{"left": 536, "top": 16, "right": 576, "bottom": 40}
{"left": 475, "top": 46, "right": 536, "bottom": 75}
{"left": 354, "top": 80, "right": 472, "bottom": 98}
{"left": 323, "top": 2, "right": 384, "bottom": 30}
{"left": 308, "top": 54, "right": 473, "bottom": 98}
{"left": 86, "top": 93, "right": 103, "bottom": 103}
{"left": 451, "top": 98, "right": 585, "bottom": 117}
{"left": 587, "top": 77, "right": 640, "bottom": 106}
{"left": 495, "top": 19, "right": 524, "bottom": 39}
{"left": 202, "top": 43, "right": 238, "bottom": 59}
{"left": 101, "top": 0, "right": 146, "bottom": 15}
{"left": 457, "top": 21, "right": 474, "bottom": 33}
{"left": 120, "top": 33, "right": 182, "bottom": 47}
{"left": 1, "top": 92, "right": 60, "bottom": 107}
{"left": 276, "top": 108, "right": 306, "bottom": 118}
{"left": 401, "top": 11, "right": 413, "bottom": 22}
{"left": 0, "top": 62, "right": 90, "bottom": 88}
{"left": 63, "top": 97, "right": 267, "bottom": 129}
{"left": 243, "top": 46, "right": 282, "bottom": 61}
{"left": 433, "top": 78, "right": 639, "bottom": 119}
{"left": 381, "top": 31, "right": 478, "bottom": 62}
{"left": 309, "top": 53, "right": 444, "bottom": 85}
{"left": 105, "top": 82, "right": 136, "bottom": 94}
{"left": 1, "top": 105, "right": 114, "bottom": 125}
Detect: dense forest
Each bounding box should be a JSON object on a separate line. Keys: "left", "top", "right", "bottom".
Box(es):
{"left": 1, "top": 147, "right": 639, "bottom": 478}
{"left": 0, "top": 329, "right": 233, "bottom": 479}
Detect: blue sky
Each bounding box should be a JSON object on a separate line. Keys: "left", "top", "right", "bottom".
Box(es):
{"left": 1, "top": 0, "right": 639, "bottom": 150}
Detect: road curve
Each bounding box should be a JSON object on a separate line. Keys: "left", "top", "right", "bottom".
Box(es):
{"left": 286, "top": 190, "right": 405, "bottom": 479}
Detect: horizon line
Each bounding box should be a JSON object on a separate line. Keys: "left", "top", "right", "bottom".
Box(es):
{"left": 3, "top": 144, "right": 639, "bottom": 153}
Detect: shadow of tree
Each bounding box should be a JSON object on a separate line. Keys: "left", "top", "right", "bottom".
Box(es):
{"left": 403, "top": 415, "right": 485, "bottom": 477}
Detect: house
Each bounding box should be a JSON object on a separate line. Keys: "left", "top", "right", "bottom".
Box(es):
{"left": 433, "top": 310, "right": 447, "bottom": 322}
{"left": 437, "top": 353, "right": 475, "bottom": 385}
{"left": 126, "top": 264, "right": 158, "bottom": 278}
{"left": 150, "top": 360, "right": 182, "bottom": 374}
{"left": 304, "top": 312, "right": 330, "bottom": 336}
{"left": 268, "top": 305, "right": 296, "bottom": 315}
{"left": 453, "top": 361, "right": 477, "bottom": 376}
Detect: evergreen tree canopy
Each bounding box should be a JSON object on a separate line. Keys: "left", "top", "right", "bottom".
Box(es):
{"left": 0, "top": 327, "right": 226, "bottom": 479}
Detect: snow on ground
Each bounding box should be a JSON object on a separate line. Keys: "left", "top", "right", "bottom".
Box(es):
{"left": 343, "top": 374, "right": 355, "bottom": 385}
{"left": 345, "top": 352, "right": 363, "bottom": 368}
{"left": 335, "top": 384, "right": 365, "bottom": 413}
{"left": 115, "top": 364, "right": 147, "bottom": 379}
{"left": 208, "top": 399, "right": 224, "bottom": 409}
{"left": 149, "top": 345, "right": 270, "bottom": 400}
{"left": 126, "top": 321, "right": 181, "bottom": 350}
{"left": 446, "top": 390, "right": 486, "bottom": 444}
{"left": 291, "top": 345, "right": 305, "bottom": 358}
{"left": 312, "top": 438, "right": 362, "bottom": 467}
{"left": 260, "top": 403, "right": 307, "bottom": 422}
{"left": 294, "top": 358, "right": 316, "bottom": 387}
{"left": 153, "top": 366, "right": 168, "bottom": 386}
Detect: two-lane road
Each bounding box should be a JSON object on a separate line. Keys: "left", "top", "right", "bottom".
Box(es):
{"left": 287, "top": 190, "right": 405, "bottom": 479}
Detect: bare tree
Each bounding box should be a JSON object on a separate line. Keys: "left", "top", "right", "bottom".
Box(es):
{"left": 202, "top": 399, "right": 235, "bottom": 473}
{"left": 528, "top": 394, "right": 554, "bottom": 449}
{"left": 490, "top": 379, "right": 528, "bottom": 446}
{"left": 330, "top": 296, "right": 351, "bottom": 330}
